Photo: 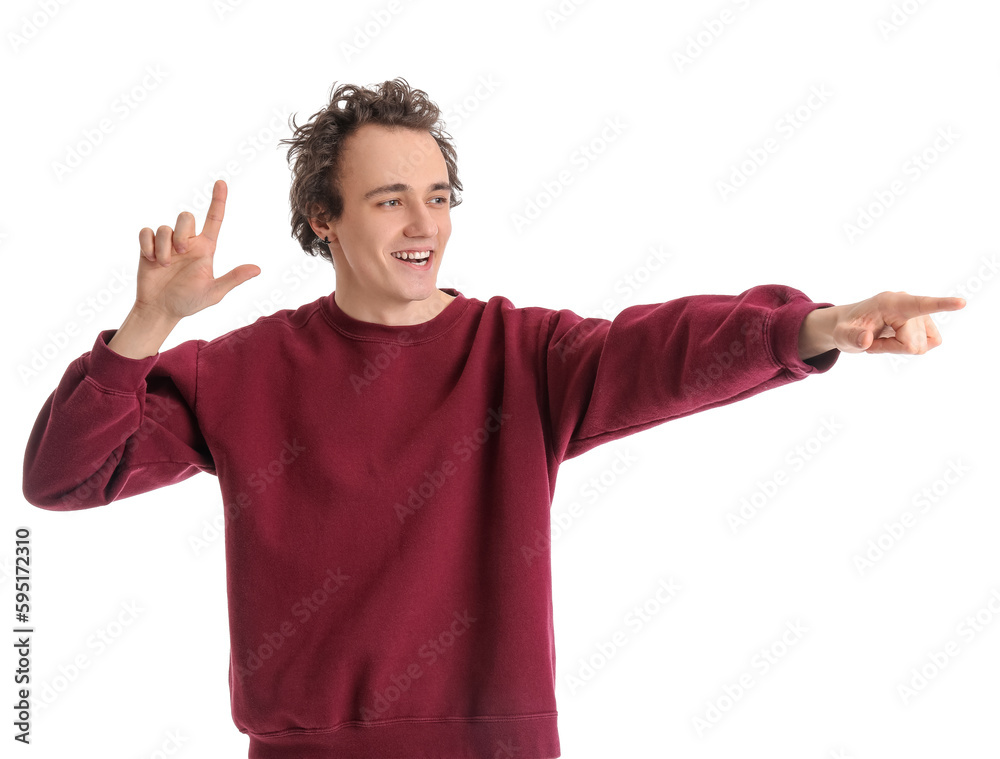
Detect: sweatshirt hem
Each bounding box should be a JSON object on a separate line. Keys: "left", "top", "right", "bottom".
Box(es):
{"left": 84, "top": 329, "right": 159, "bottom": 393}
{"left": 767, "top": 298, "right": 839, "bottom": 375}
{"left": 242, "top": 712, "right": 560, "bottom": 759}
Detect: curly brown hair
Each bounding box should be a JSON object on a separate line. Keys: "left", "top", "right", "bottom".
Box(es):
{"left": 279, "top": 78, "right": 464, "bottom": 265}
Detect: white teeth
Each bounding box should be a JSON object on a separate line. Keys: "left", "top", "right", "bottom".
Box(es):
{"left": 392, "top": 251, "right": 431, "bottom": 261}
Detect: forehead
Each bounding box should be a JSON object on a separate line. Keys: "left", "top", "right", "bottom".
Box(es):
{"left": 340, "top": 124, "right": 445, "bottom": 184}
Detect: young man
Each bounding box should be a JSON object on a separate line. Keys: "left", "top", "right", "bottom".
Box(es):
{"left": 22, "top": 78, "right": 964, "bottom": 759}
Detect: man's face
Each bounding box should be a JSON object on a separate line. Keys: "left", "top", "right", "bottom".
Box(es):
{"left": 317, "top": 124, "right": 452, "bottom": 310}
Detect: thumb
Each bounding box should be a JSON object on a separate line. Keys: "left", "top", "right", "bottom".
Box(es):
{"left": 854, "top": 329, "right": 872, "bottom": 350}
{"left": 211, "top": 264, "right": 261, "bottom": 302}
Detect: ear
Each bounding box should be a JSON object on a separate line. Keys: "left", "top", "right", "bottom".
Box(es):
{"left": 306, "top": 201, "right": 333, "bottom": 235}
{"left": 308, "top": 219, "right": 329, "bottom": 240}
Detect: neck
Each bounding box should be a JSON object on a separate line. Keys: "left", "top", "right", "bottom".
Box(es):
{"left": 333, "top": 285, "right": 454, "bottom": 326}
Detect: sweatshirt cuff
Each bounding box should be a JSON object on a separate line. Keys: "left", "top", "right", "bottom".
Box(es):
{"left": 83, "top": 329, "right": 159, "bottom": 393}
{"left": 769, "top": 298, "right": 840, "bottom": 376}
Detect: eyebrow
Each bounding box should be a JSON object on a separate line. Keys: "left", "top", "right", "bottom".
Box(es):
{"left": 363, "top": 181, "right": 452, "bottom": 201}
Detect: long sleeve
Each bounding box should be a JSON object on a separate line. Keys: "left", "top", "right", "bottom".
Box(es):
{"left": 22, "top": 328, "right": 215, "bottom": 510}
{"left": 542, "top": 283, "right": 840, "bottom": 462}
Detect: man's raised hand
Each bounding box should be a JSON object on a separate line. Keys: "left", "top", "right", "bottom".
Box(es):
{"left": 136, "top": 180, "right": 260, "bottom": 320}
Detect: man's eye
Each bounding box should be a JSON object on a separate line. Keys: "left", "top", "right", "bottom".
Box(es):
{"left": 379, "top": 198, "right": 449, "bottom": 207}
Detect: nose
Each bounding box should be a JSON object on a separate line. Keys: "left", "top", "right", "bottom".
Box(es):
{"left": 404, "top": 201, "right": 437, "bottom": 238}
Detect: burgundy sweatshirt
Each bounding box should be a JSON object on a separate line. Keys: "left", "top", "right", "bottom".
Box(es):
{"left": 22, "top": 284, "right": 839, "bottom": 758}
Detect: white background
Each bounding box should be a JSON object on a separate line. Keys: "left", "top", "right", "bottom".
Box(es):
{"left": 3, "top": 0, "right": 999, "bottom": 757}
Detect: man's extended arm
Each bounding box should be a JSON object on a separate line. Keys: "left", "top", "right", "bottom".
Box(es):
{"left": 542, "top": 284, "right": 839, "bottom": 463}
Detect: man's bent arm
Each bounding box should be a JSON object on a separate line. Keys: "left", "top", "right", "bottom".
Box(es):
{"left": 22, "top": 328, "right": 213, "bottom": 509}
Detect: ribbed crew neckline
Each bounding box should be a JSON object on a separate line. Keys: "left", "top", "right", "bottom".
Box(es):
{"left": 321, "top": 288, "right": 468, "bottom": 342}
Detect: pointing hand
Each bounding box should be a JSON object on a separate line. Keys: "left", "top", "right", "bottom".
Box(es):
{"left": 136, "top": 179, "right": 260, "bottom": 320}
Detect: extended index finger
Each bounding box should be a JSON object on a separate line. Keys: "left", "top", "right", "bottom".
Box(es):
{"left": 898, "top": 293, "right": 967, "bottom": 317}
{"left": 200, "top": 179, "right": 227, "bottom": 243}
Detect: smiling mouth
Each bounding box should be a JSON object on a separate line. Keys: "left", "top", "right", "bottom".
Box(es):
{"left": 390, "top": 249, "right": 433, "bottom": 268}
